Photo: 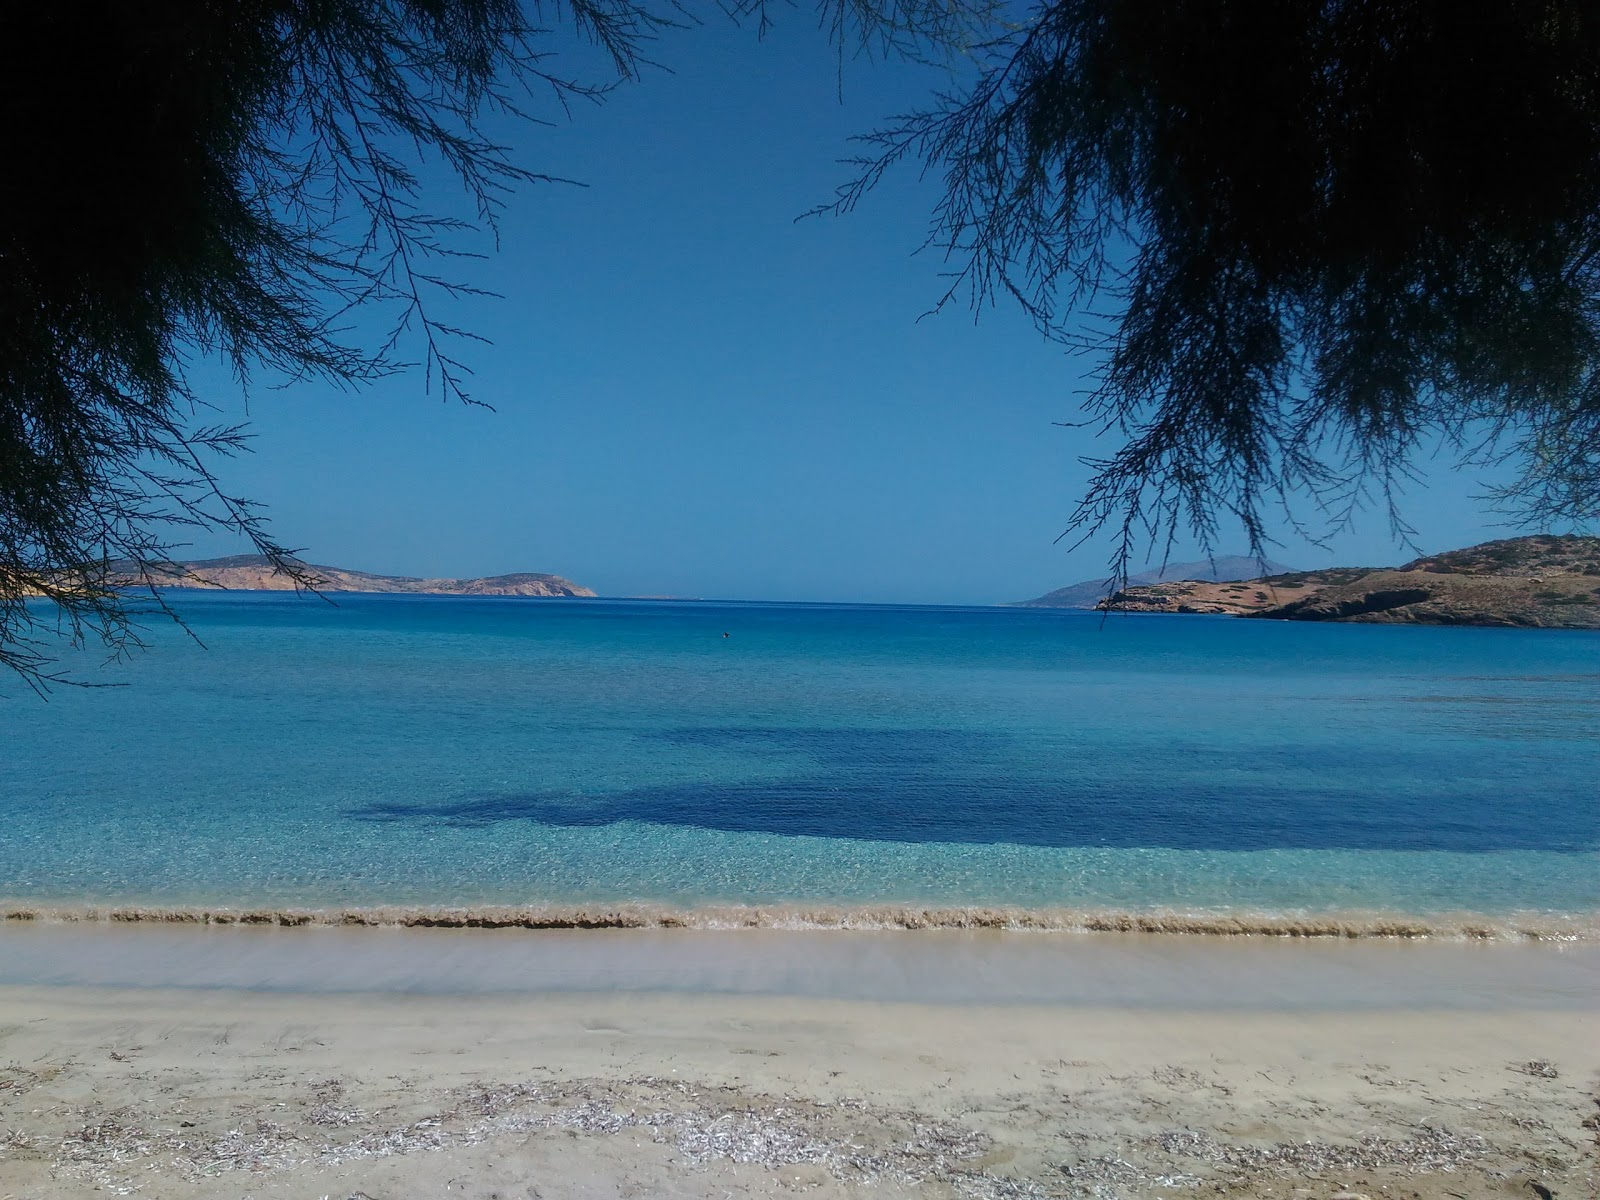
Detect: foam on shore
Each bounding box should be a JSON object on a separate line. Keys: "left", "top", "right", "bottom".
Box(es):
{"left": 3, "top": 902, "right": 1594, "bottom": 941}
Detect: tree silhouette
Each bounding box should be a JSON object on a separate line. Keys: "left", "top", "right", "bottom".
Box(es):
{"left": 825, "top": 0, "right": 1600, "bottom": 573}
{"left": 0, "top": 0, "right": 981, "bottom": 688}
{"left": 8, "top": 1, "right": 1600, "bottom": 687}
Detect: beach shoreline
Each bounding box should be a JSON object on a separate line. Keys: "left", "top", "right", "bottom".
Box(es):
{"left": 1, "top": 929, "right": 1595, "bottom": 1198}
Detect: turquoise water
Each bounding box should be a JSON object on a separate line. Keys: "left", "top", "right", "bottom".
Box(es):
{"left": 2, "top": 593, "right": 1597, "bottom": 924}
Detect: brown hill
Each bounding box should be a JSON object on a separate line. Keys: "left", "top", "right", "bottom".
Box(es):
{"left": 1098, "top": 536, "right": 1600, "bottom": 628}
{"left": 124, "top": 555, "right": 595, "bottom": 598}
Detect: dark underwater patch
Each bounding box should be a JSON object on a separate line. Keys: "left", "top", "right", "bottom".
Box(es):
{"left": 348, "top": 726, "right": 1598, "bottom": 854}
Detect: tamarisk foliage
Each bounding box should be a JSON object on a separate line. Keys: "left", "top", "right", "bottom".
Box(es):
{"left": 0, "top": 0, "right": 984, "bottom": 688}
{"left": 13, "top": 0, "right": 1594, "bottom": 688}
{"left": 1, "top": 0, "right": 638, "bottom": 687}
{"left": 825, "top": 0, "right": 1600, "bottom": 573}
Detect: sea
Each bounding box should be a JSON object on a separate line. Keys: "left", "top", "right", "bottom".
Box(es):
{"left": 2, "top": 592, "right": 1597, "bottom": 937}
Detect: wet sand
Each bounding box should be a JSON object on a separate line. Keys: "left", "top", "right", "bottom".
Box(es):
{"left": 0, "top": 930, "right": 1595, "bottom": 1198}
{"left": 4, "top": 923, "right": 1599, "bottom": 1005}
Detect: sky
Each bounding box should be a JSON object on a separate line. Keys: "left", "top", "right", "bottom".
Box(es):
{"left": 186, "top": 16, "right": 1528, "bottom": 605}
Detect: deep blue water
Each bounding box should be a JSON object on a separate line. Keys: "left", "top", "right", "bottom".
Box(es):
{"left": 2, "top": 593, "right": 1597, "bottom": 918}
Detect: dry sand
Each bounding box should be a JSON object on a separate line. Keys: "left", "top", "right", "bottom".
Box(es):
{"left": 0, "top": 934, "right": 1595, "bottom": 1199}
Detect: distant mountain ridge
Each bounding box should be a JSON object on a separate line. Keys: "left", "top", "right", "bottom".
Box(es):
{"left": 122, "top": 555, "right": 595, "bottom": 598}
{"left": 1014, "top": 554, "right": 1297, "bottom": 608}
{"left": 1098, "top": 535, "right": 1600, "bottom": 628}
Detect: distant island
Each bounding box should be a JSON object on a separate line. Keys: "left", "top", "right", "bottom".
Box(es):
{"left": 1014, "top": 554, "right": 1298, "bottom": 608}
{"left": 122, "top": 555, "right": 596, "bottom": 598}
{"left": 1093, "top": 535, "right": 1600, "bottom": 628}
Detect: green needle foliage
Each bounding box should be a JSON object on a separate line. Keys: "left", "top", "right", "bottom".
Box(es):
{"left": 825, "top": 0, "right": 1600, "bottom": 573}
{"left": 0, "top": 0, "right": 985, "bottom": 689}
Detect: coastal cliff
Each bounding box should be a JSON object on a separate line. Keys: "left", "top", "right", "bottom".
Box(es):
{"left": 1096, "top": 535, "right": 1600, "bottom": 628}
{"left": 123, "top": 555, "right": 596, "bottom": 598}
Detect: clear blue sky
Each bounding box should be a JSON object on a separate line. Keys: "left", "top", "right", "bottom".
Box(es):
{"left": 187, "top": 17, "right": 1528, "bottom": 605}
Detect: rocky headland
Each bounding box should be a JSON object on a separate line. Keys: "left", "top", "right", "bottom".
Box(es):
{"left": 122, "top": 555, "right": 595, "bottom": 598}
{"left": 1095, "top": 535, "right": 1600, "bottom": 628}
{"left": 1015, "top": 554, "right": 1296, "bottom": 608}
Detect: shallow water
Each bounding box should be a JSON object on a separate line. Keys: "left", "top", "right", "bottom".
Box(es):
{"left": 3, "top": 593, "right": 1597, "bottom": 921}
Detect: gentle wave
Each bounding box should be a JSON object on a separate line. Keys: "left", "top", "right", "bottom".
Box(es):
{"left": 2, "top": 903, "right": 1595, "bottom": 941}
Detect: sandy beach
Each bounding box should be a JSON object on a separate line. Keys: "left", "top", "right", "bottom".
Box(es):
{"left": 1, "top": 930, "right": 1595, "bottom": 1199}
